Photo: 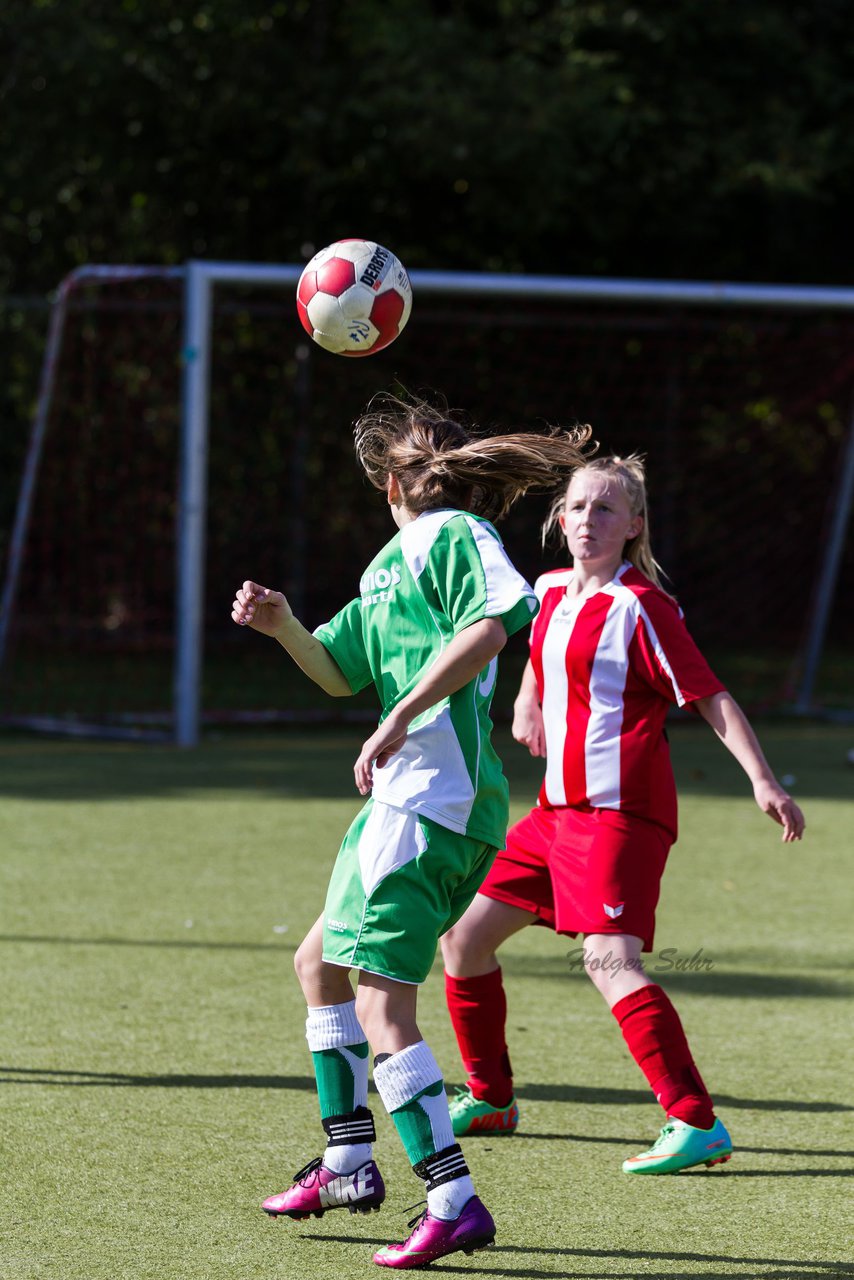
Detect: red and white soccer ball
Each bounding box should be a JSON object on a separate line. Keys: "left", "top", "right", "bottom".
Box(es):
{"left": 296, "top": 239, "right": 413, "bottom": 356}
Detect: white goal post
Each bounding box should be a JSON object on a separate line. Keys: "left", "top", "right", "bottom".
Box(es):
{"left": 3, "top": 262, "right": 854, "bottom": 745}
{"left": 178, "top": 262, "right": 854, "bottom": 745}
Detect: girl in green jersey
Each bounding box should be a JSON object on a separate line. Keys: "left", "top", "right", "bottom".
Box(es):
{"left": 231, "top": 394, "right": 589, "bottom": 1269}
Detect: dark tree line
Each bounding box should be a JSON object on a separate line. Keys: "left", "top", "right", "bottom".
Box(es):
{"left": 1, "top": 1, "right": 853, "bottom": 719}
{"left": 3, "top": 0, "right": 854, "bottom": 294}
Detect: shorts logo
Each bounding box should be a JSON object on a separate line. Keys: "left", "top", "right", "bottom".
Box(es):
{"left": 326, "top": 917, "right": 349, "bottom": 934}
{"left": 603, "top": 902, "right": 624, "bottom": 919}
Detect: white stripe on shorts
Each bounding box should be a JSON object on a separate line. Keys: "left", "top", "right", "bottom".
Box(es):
{"left": 357, "top": 802, "right": 428, "bottom": 899}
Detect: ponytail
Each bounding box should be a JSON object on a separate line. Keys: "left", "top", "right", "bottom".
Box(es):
{"left": 354, "top": 393, "right": 593, "bottom": 522}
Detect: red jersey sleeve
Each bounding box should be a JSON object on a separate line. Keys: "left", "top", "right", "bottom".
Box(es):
{"left": 623, "top": 572, "right": 725, "bottom": 707}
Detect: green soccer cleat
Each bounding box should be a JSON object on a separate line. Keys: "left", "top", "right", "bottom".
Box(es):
{"left": 622, "top": 1116, "right": 733, "bottom": 1174}
{"left": 449, "top": 1085, "right": 519, "bottom": 1137}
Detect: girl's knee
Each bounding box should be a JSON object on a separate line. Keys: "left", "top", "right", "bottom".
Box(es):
{"left": 440, "top": 922, "right": 465, "bottom": 967}
{"left": 581, "top": 936, "right": 649, "bottom": 1006}
{"left": 293, "top": 941, "right": 312, "bottom": 981}
{"left": 584, "top": 961, "right": 616, "bottom": 1001}
{"left": 441, "top": 917, "right": 495, "bottom": 974}
{"left": 294, "top": 936, "right": 326, "bottom": 992}
{"left": 354, "top": 986, "right": 376, "bottom": 1036}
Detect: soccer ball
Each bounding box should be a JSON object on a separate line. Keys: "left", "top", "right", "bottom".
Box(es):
{"left": 296, "top": 239, "right": 413, "bottom": 356}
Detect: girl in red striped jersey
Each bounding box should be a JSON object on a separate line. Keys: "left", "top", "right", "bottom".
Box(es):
{"left": 441, "top": 455, "right": 805, "bottom": 1174}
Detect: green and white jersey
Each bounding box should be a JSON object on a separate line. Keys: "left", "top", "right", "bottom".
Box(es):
{"left": 314, "top": 509, "right": 538, "bottom": 847}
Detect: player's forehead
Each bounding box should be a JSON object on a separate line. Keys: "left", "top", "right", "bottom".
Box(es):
{"left": 565, "top": 469, "right": 630, "bottom": 506}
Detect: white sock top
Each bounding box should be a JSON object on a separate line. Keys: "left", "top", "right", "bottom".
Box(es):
{"left": 305, "top": 999, "right": 366, "bottom": 1052}
{"left": 373, "top": 1040, "right": 442, "bottom": 1113}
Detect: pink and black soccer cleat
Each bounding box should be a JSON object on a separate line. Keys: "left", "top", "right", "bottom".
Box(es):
{"left": 373, "top": 1196, "right": 495, "bottom": 1269}
{"left": 262, "top": 1156, "right": 385, "bottom": 1220}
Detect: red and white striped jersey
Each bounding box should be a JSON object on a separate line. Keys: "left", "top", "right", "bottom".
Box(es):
{"left": 529, "top": 563, "right": 725, "bottom": 838}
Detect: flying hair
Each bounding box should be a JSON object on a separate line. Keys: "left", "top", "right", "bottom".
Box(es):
{"left": 353, "top": 393, "right": 594, "bottom": 523}
{"left": 542, "top": 454, "right": 667, "bottom": 588}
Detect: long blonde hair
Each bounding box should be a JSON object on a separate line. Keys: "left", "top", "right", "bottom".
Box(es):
{"left": 542, "top": 454, "right": 666, "bottom": 587}
{"left": 354, "top": 393, "right": 594, "bottom": 523}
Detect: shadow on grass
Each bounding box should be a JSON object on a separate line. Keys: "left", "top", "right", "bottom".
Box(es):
{"left": 515, "top": 1130, "right": 854, "bottom": 1159}
{"left": 0, "top": 932, "right": 295, "bottom": 953}
{"left": 301, "top": 1237, "right": 854, "bottom": 1279}
{"left": 721, "top": 1168, "right": 854, "bottom": 1177}
{"left": 503, "top": 1243, "right": 854, "bottom": 1271}
{"left": 2, "top": 1066, "right": 849, "bottom": 1121}
{"left": 430, "top": 1246, "right": 854, "bottom": 1278}
{"left": 0, "top": 722, "right": 851, "bottom": 803}
{"left": 0, "top": 735, "right": 370, "bottom": 803}
{"left": 512, "top": 1081, "right": 852, "bottom": 1113}
{"left": 0, "top": 1066, "right": 315, "bottom": 1089}
{"left": 737, "top": 1143, "right": 854, "bottom": 1157}
{"left": 2, "top": 934, "right": 849, "bottom": 1001}
{"left": 500, "top": 955, "right": 854, "bottom": 999}
{"left": 430, "top": 1270, "right": 841, "bottom": 1279}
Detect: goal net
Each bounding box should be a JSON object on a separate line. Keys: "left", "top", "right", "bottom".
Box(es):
{"left": 2, "top": 266, "right": 853, "bottom": 740}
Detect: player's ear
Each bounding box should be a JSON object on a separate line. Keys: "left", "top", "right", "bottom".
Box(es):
{"left": 627, "top": 515, "right": 643, "bottom": 540}
{"left": 386, "top": 473, "right": 402, "bottom": 505}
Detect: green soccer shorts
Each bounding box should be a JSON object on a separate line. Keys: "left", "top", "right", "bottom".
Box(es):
{"left": 322, "top": 799, "right": 497, "bottom": 985}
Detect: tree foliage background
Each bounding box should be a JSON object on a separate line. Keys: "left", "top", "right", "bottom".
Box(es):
{"left": 1, "top": 0, "right": 853, "bottom": 720}
{"left": 3, "top": 0, "right": 854, "bottom": 293}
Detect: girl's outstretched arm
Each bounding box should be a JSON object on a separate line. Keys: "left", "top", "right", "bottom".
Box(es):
{"left": 694, "top": 691, "right": 805, "bottom": 841}
{"left": 231, "top": 580, "right": 352, "bottom": 697}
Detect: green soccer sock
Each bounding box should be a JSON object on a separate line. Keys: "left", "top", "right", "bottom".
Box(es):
{"left": 373, "top": 1040, "right": 475, "bottom": 1219}
{"left": 311, "top": 1043, "right": 370, "bottom": 1118}
{"left": 305, "top": 1002, "right": 373, "bottom": 1173}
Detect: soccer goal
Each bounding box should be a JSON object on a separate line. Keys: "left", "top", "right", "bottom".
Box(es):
{"left": 2, "top": 262, "right": 853, "bottom": 744}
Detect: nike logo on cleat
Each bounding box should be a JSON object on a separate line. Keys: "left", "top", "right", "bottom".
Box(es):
{"left": 318, "top": 1166, "right": 373, "bottom": 1208}
{"left": 471, "top": 1114, "right": 515, "bottom": 1131}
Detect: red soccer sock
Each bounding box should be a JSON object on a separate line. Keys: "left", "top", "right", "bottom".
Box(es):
{"left": 445, "top": 968, "right": 514, "bottom": 1107}
{"left": 612, "top": 983, "right": 715, "bottom": 1130}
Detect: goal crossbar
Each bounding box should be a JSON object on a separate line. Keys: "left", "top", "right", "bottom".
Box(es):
{"left": 4, "top": 261, "right": 854, "bottom": 744}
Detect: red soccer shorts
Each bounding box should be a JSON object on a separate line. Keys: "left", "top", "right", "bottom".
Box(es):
{"left": 479, "top": 804, "right": 672, "bottom": 951}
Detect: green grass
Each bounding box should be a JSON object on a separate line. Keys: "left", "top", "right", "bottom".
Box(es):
{"left": 0, "top": 723, "right": 852, "bottom": 1279}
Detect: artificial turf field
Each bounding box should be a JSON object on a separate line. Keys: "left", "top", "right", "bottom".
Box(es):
{"left": 0, "top": 722, "right": 851, "bottom": 1280}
